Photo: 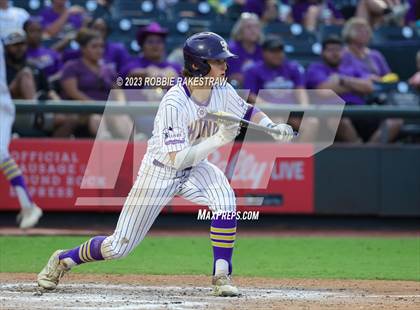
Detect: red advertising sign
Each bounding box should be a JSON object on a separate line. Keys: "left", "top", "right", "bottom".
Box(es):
{"left": 0, "top": 139, "right": 313, "bottom": 214}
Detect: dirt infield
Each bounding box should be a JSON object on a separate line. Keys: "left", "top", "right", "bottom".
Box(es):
{"left": 0, "top": 273, "right": 419, "bottom": 310}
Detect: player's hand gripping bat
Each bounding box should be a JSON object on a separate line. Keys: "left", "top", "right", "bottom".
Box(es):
{"left": 205, "top": 111, "right": 299, "bottom": 137}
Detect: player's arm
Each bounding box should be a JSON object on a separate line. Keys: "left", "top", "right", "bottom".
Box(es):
{"left": 168, "top": 123, "right": 238, "bottom": 170}
{"left": 226, "top": 83, "right": 294, "bottom": 142}
{"left": 161, "top": 102, "right": 238, "bottom": 170}
{"left": 245, "top": 104, "right": 294, "bottom": 142}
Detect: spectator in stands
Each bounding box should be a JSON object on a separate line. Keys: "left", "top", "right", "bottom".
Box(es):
{"left": 121, "top": 22, "right": 181, "bottom": 80}
{"left": 313, "top": 34, "right": 402, "bottom": 143}
{"left": 4, "top": 30, "right": 51, "bottom": 100}
{"left": 341, "top": 18, "right": 393, "bottom": 81}
{"left": 285, "top": 0, "right": 345, "bottom": 32}
{"left": 0, "top": 0, "right": 29, "bottom": 38}
{"left": 121, "top": 22, "right": 181, "bottom": 90}
{"left": 227, "top": 12, "right": 263, "bottom": 88}
{"left": 4, "top": 29, "right": 59, "bottom": 136}
{"left": 244, "top": 35, "right": 319, "bottom": 142}
{"left": 90, "top": 18, "right": 131, "bottom": 75}
{"left": 60, "top": 28, "right": 131, "bottom": 138}
{"left": 306, "top": 36, "right": 376, "bottom": 142}
{"left": 24, "top": 18, "right": 62, "bottom": 83}
{"left": 121, "top": 22, "right": 181, "bottom": 137}
{"left": 59, "top": 17, "right": 132, "bottom": 75}
{"left": 408, "top": 50, "right": 420, "bottom": 90}
{"left": 356, "top": 0, "right": 409, "bottom": 27}
{"left": 242, "top": 0, "right": 279, "bottom": 24}
{"left": 39, "top": 0, "right": 87, "bottom": 38}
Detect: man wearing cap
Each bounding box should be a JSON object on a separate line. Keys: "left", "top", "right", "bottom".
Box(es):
{"left": 3, "top": 30, "right": 51, "bottom": 101}
{"left": 244, "top": 35, "right": 318, "bottom": 142}
{"left": 3, "top": 30, "right": 37, "bottom": 101}
{"left": 0, "top": 0, "right": 29, "bottom": 39}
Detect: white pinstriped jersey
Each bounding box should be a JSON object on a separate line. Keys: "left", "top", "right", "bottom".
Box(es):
{"left": 142, "top": 82, "right": 249, "bottom": 169}
{"left": 0, "top": 42, "right": 15, "bottom": 162}
{"left": 0, "top": 42, "right": 13, "bottom": 111}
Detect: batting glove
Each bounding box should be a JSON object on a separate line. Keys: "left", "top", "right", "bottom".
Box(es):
{"left": 268, "top": 123, "right": 294, "bottom": 142}
{"left": 215, "top": 122, "right": 240, "bottom": 145}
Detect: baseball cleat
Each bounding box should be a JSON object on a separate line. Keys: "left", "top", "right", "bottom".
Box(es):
{"left": 17, "top": 204, "right": 43, "bottom": 229}
{"left": 37, "top": 250, "right": 70, "bottom": 290}
{"left": 212, "top": 274, "right": 239, "bottom": 297}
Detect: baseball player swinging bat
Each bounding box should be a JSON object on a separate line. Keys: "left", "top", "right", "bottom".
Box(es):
{"left": 206, "top": 111, "right": 299, "bottom": 137}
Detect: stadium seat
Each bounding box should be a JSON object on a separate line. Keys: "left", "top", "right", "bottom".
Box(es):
{"left": 161, "top": 19, "right": 211, "bottom": 37}
{"left": 373, "top": 43, "right": 420, "bottom": 80}
{"left": 318, "top": 24, "right": 343, "bottom": 41}
{"left": 115, "top": 0, "right": 164, "bottom": 21}
{"left": 283, "top": 40, "right": 321, "bottom": 68}
{"left": 264, "top": 21, "right": 317, "bottom": 43}
{"left": 170, "top": 1, "right": 217, "bottom": 21}
{"left": 372, "top": 26, "right": 419, "bottom": 45}
{"left": 210, "top": 19, "right": 236, "bottom": 39}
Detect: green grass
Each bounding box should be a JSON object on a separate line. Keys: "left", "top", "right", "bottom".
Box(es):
{"left": 0, "top": 236, "right": 419, "bottom": 281}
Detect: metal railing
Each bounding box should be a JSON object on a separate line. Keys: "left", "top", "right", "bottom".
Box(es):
{"left": 13, "top": 100, "right": 420, "bottom": 119}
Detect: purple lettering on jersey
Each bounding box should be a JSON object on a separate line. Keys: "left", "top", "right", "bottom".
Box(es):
{"left": 188, "top": 119, "right": 219, "bottom": 142}
{"left": 163, "top": 127, "right": 186, "bottom": 145}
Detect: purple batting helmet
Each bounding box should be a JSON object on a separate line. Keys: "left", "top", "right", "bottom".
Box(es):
{"left": 183, "top": 32, "right": 237, "bottom": 77}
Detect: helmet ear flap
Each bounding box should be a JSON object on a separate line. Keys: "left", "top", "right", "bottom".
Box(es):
{"left": 196, "top": 60, "right": 211, "bottom": 77}
{"left": 184, "top": 53, "right": 211, "bottom": 77}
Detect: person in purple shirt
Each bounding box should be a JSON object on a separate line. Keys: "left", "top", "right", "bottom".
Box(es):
{"left": 306, "top": 36, "right": 374, "bottom": 106}
{"left": 39, "top": 0, "right": 86, "bottom": 38}
{"left": 121, "top": 22, "right": 181, "bottom": 80}
{"left": 90, "top": 18, "right": 131, "bottom": 75}
{"left": 306, "top": 36, "right": 377, "bottom": 142}
{"left": 244, "top": 35, "right": 306, "bottom": 103}
{"left": 244, "top": 35, "right": 319, "bottom": 142}
{"left": 60, "top": 28, "right": 131, "bottom": 138}
{"left": 286, "top": 0, "right": 344, "bottom": 31}
{"left": 227, "top": 12, "right": 263, "bottom": 88}
{"left": 121, "top": 22, "right": 181, "bottom": 136}
{"left": 60, "top": 18, "right": 131, "bottom": 75}
{"left": 307, "top": 35, "right": 402, "bottom": 143}
{"left": 24, "top": 18, "right": 62, "bottom": 81}
{"left": 341, "top": 17, "right": 392, "bottom": 80}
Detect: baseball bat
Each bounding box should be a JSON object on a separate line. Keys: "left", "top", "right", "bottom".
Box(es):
{"left": 205, "top": 111, "right": 299, "bottom": 137}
